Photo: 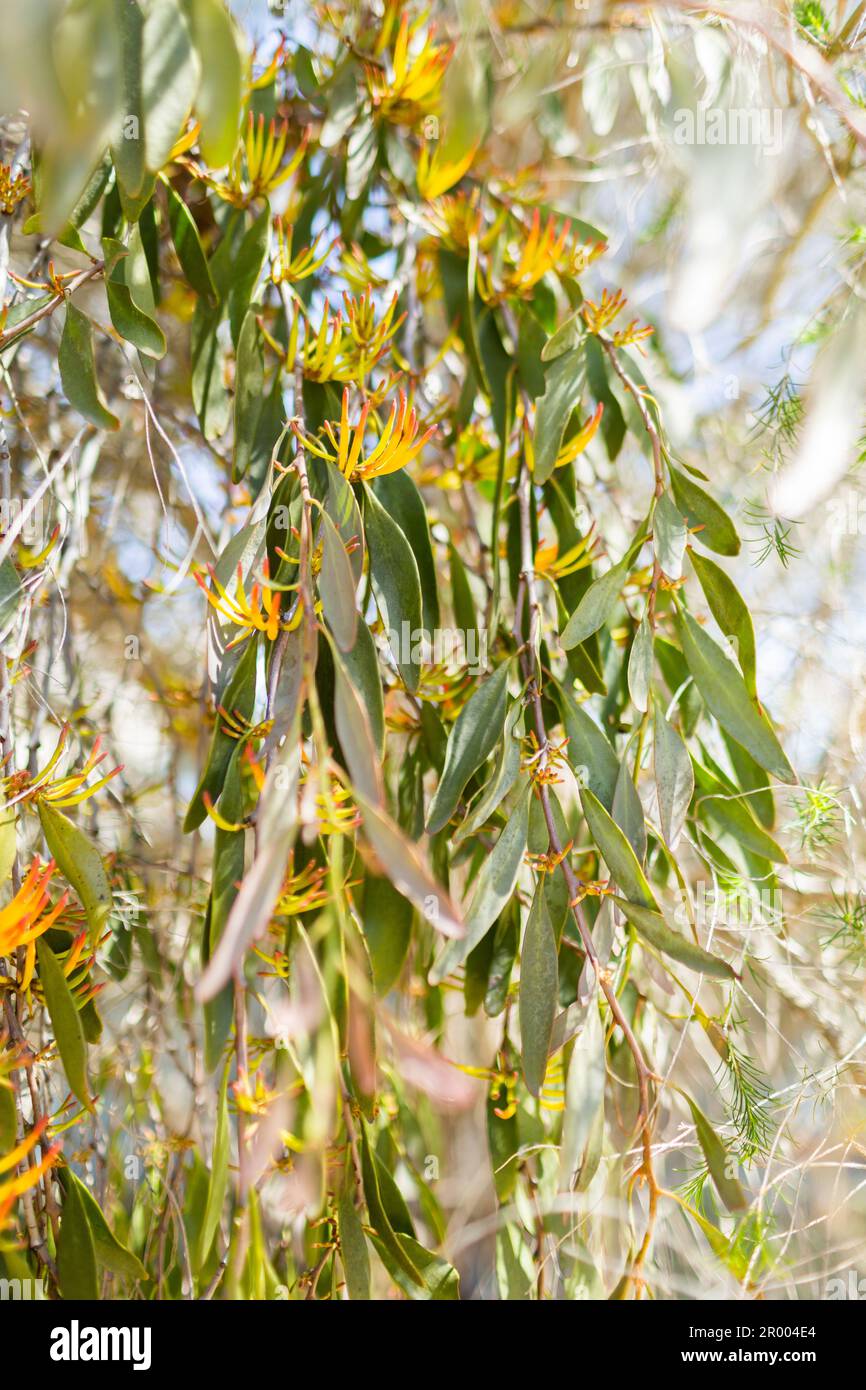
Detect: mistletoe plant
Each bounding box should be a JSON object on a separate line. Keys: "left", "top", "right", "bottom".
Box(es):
{"left": 0, "top": 0, "right": 798, "bottom": 1301}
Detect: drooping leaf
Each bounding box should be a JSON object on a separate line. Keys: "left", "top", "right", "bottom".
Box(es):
{"left": 686, "top": 1096, "right": 749, "bottom": 1212}
{"left": 653, "top": 701, "right": 694, "bottom": 849}
{"left": 232, "top": 309, "right": 265, "bottom": 482}
{"left": 430, "top": 778, "right": 531, "bottom": 983}
{"left": 105, "top": 279, "right": 166, "bottom": 358}
{"left": 627, "top": 616, "right": 653, "bottom": 714}
{"left": 142, "top": 0, "right": 201, "bottom": 174}
{"left": 57, "top": 1172, "right": 99, "bottom": 1300}
{"left": 532, "top": 345, "right": 585, "bottom": 484}
{"left": 669, "top": 464, "right": 741, "bottom": 557}
{"left": 675, "top": 607, "right": 793, "bottom": 782}
{"left": 374, "top": 471, "right": 440, "bottom": 631}
{"left": 36, "top": 938, "right": 91, "bottom": 1111}
{"left": 189, "top": 0, "right": 243, "bottom": 169}
{"left": 199, "top": 1065, "right": 230, "bottom": 1267}
{"left": 561, "top": 991, "right": 606, "bottom": 1189}
{"left": 689, "top": 549, "right": 757, "bottom": 698}
{"left": 560, "top": 554, "right": 630, "bottom": 651}
{"left": 319, "top": 511, "right": 359, "bottom": 653}
{"left": 38, "top": 801, "right": 111, "bottom": 943}
{"left": 580, "top": 786, "right": 656, "bottom": 908}
{"left": 654, "top": 490, "right": 688, "bottom": 580}
{"left": 519, "top": 883, "right": 559, "bottom": 1096}
{"left": 364, "top": 484, "right": 423, "bottom": 691}
{"left": 58, "top": 1169, "right": 147, "bottom": 1282}
{"left": 426, "top": 662, "right": 511, "bottom": 834}
{"left": 165, "top": 181, "right": 218, "bottom": 304}
{"left": 58, "top": 303, "right": 120, "bottom": 431}
{"left": 612, "top": 897, "right": 737, "bottom": 980}
{"left": 553, "top": 680, "right": 619, "bottom": 810}
{"left": 339, "top": 1187, "right": 371, "bottom": 1300}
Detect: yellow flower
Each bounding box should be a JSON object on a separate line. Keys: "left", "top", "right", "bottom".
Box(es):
{"left": 3, "top": 726, "right": 121, "bottom": 810}
{"left": 271, "top": 218, "right": 335, "bottom": 286}
{"left": 0, "top": 162, "right": 30, "bottom": 217}
{"left": 366, "top": 10, "right": 452, "bottom": 124}
{"left": 417, "top": 138, "right": 479, "bottom": 201}
{"left": 295, "top": 389, "right": 435, "bottom": 482}
{"left": 192, "top": 115, "right": 308, "bottom": 208}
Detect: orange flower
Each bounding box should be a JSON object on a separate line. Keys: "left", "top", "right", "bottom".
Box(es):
{"left": 0, "top": 859, "right": 70, "bottom": 993}
{"left": 0, "top": 1117, "right": 61, "bottom": 1230}
{"left": 195, "top": 559, "right": 284, "bottom": 644}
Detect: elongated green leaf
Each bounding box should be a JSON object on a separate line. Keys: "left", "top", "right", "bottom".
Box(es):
{"left": 59, "top": 1169, "right": 147, "bottom": 1281}
{"left": 360, "top": 873, "right": 413, "bottom": 995}
{"left": 228, "top": 203, "right": 270, "bottom": 346}
{"left": 59, "top": 304, "right": 119, "bottom": 430}
{"left": 580, "top": 786, "right": 656, "bottom": 908}
{"left": 331, "top": 638, "right": 382, "bottom": 805}
{"left": 455, "top": 700, "right": 523, "bottom": 843}
{"left": 627, "top": 616, "right": 653, "bottom": 713}
{"left": 0, "top": 800, "right": 16, "bottom": 886}
{"left": 669, "top": 464, "right": 740, "bottom": 557}
{"left": 232, "top": 309, "right": 264, "bottom": 482}
{"left": 653, "top": 702, "right": 694, "bottom": 849}
{"left": 561, "top": 992, "right": 606, "bottom": 1189}
{"left": 190, "top": 0, "right": 243, "bottom": 168}
{"left": 36, "top": 939, "right": 91, "bottom": 1110}
{"left": 430, "top": 779, "right": 531, "bottom": 983}
{"left": 359, "top": 1123, "right": 424, "bottom": 1287}
{"left": 612, "top": 756, "right": 646, "bottom": 863}
{"left": 319, "top": 511, "right": 358, "bottom": 652}
{"left": 426, "top": 662, "right": 511, "bottom": 833}
{"left": 686, "top": 1096, "right": 749, "bottom": 1212}
{"left": 199, "top": 1065, "right": 230, "bottom": 1267}
{"left": 356, "top": 791, "right": 462, "bottom": 938}
{"left": 560, "top": 555, "right": 629, "bottom": 650}
{"left": 689, "top": 549, "right": 757, "bottom": 698}
{"left": 38, "top": 801, "right": 111, "bottom": 942}
{"left": 364, "top": 484, "right": 423, "bottom": 691}
{"left": 675, "top": 608, "right": 793, "bottom": 782}
{"left": 519, "top": 883, "right": 559, "bottom": 1096}
{"left": 185, "top": 633, "right": 258, "bottom": 830}
{"left": 553, "top": 680, "right": 619, "bottom": 810}
{"left": 692, "top": 758, "right": 786, "bottom": 863}
{"left": 0, "top": 1083, "right": 15, "bottom": 1153}
{"left": 374, "top": 471, "right": 440, "bottom": 630}
{"left": 532, "top": 346, "right": 584, "bottom": 484}
{"left": 111, "top": 0, "right": 145, "bottom": 199}
{"left": 165, "top": 181, "right": 217, "bottom": 304}
{"left": 654, "top": 490, "right": 688, "bottom": 580}
{"left": 57, "top": 1173, "right": 99, "bottom": 1300}
{"left": 106, "top": 279, "right": 166, "bottom": 358}
{"left": 612, "top": 897, "right": 737, "bottom": 980}
{"left": 142, "top": 0, "right": 200, "bottom": 174}
{"left": 339, "top": 1188, "right": 371, "bottom": 1300}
